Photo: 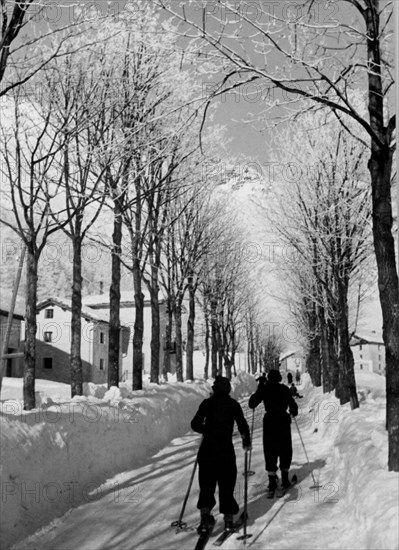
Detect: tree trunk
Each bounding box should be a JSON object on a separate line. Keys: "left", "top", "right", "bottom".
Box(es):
{"left": 231, "top": 330, "right": 237, "bottom": 377}
{"left": 306, "top": 336, "right": 321, "bottom": 387}
{"left": 203, "top": 305, "right": 210, "bottom": 379}
{"left": 149, "top": 288, "right": 160, "bottom": 384}
{"left": 317, "top": 304, "right": 332, "bottom": 393}
{"left": 186, "top": 278, "right": 195, "bottom": 380}
{"left": 162, "top": 300, "right": 173, "bottom": 381}
{"left": 336, "top": 282, "right": 358, "bottom": 408}
{"left": 149, "top": 263, "right": 161, "bottom": 384}
{"left": 70, "top": 238, "right": 83, "bottom": 397}
{"left": 327, "top": 320, "right": 338, "bottom": 394}
{"left": 247, "top": 336, "right": 251, "bottom": 374}
{"left": 369, "top": 138, "right": 399, "bottom": 469}
{"left": 217, "top": 326, "right": 223, "bottom": 376}
{"left": 175, "top": 303, "right": 183, "bottom": 382}
{"left": 23, "top": 248, "right": 38, "bottom": 410}
{"left": 224, "top": 355, "right": 232, "bottom": 380}
{"left": 330, "top": 322, "right": 339, "bottom": 393}
{"left": 108, "top": 200, "right": 122, "bottom": 389}
{"left": 132, "top": 262, "right": 144, "bottom": 391}
{"left": 250, "top": 331, "right": 256, "bottom": 374}
{"left": 211, "top": 302, "right": 218, "bottom": 378}
{"left": 365, "top": 0, "right": 399, "bottom": 471}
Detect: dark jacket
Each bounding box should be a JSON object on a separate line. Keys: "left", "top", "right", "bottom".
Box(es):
{"left": 248, "top": 381, "right": 298, "bottom": 419}
{"left": 191, "top": 394, "right": 251, "bottom": 450}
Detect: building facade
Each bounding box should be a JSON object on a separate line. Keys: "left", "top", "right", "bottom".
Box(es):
{"left": 279, "top": 350, "right": 305, "bottom": 376}
{"left": 82, "top": 290, "right": 168, "bottom": 380}
{"left": 350, "top": 331, "right": 385, "bottom": 374}
{"left": 36, "top": 298, "right": 129, "bottom": 384}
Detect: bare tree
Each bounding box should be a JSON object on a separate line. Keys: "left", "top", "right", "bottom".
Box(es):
{"left": 0, "top": 0, "right": 115, "bottom": 95}
{"left": 269, "top": 116, "right": 371, "bottom": 407}
{"left": 197, "top": 223, "right": 252, "bottom": 379}
{"left": 157, "top": 0, "right": 399, "bottom": 471}
{"left": 42, "top": 50, "right": 112, "bottom": 396}
{"left": 0, "top": 88, "right": 71, "bottom": 409}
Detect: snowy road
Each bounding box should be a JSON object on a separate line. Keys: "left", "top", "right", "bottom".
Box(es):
{"left": 11, "top": 390, "right": 354, "bottom": 550}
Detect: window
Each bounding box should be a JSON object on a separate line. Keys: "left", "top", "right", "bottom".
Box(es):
{"left": 43, "top": 357, "right": 53, "bottom": 369}
{"left": 359, "top": 344, "right": 362, "bottom": 351}
{"left": 99, "top": 358, "right": 104, "bottom": 370}
{"left": 45, "top": 308, "right": 54, "bottom": 319}
{"left": 360, "top": 354, "right": 363, "bottom": 359}
{"left": 379, "top": 364, "right": 381, "bottom": 370}
{"left": 100, "top": 332, "right": 105, "bottom": 344}
{"left": 44, "top": 332, "right": 52, "bottom": 342}
{"left": 360, "top": 364, "right": 363, "bottom": 370}
{"left": 378, "top": 355, "right": 381, "bottom": 361}
{"left": 378, "top": 344, "right": 381, "bottom": 350}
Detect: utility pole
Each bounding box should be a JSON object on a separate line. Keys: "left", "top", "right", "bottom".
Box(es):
{"left": 0, "top": 245, "right": 26, "bottom": 394}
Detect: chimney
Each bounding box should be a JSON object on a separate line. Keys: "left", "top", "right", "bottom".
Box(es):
{"left": 100, "top": 281, "right": 103, "bottom": 295}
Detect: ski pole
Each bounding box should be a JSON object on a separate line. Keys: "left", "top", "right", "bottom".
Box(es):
{"left": 243, "top": 408, "right": 255, "bottom": 476}
{"left": 237, "top": 449, "right": 252, "bottom": 544}
{"left": 293, "top": 416, "right": 321, "bottom": 489}
{"left": 171, "top": 437, "right": 202, "bottom": 531}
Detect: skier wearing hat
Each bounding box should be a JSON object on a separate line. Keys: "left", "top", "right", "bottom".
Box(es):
{"left": 191, "top": 375, "right": 251, "bottom": 533}
{"left": 248, "top": 369, "right": 298, "bottom": 495}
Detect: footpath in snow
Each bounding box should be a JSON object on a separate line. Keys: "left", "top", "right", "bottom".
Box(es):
{"left": 2, "top": 372, "right": 398, "bottom": 550}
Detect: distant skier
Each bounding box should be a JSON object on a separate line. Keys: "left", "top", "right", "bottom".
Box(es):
{"left": 248, "top": 369, "right": 298, "bottom": 494}
{"left": 295, "top": 369, "right": 301, "bottom": 384}
{"left": 191, "top": 376, "right": 251, "bottom": 533}
{"left": 290, "top": 383, "right": 303, "bottom": 399}
{"left": 287, "top": 372, "right": 293, "bottom": 384}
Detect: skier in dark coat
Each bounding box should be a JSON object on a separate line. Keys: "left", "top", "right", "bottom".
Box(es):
{"left": 290, "top": 383, "right": 303, "bottom": 398}
{"left": 191, "top": 376, "right": 251, "bottom": 532}
{"left": 248, "top": 369, "right": 298, "bottom": 492}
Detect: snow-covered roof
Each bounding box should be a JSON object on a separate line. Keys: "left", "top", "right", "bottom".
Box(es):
{"left": 351, "top": 331, "right": 384, "bottom": 345}
{"left": 37, "top": 297, "right": 113, "bottom": 325}
{"left": 82, "top": 288, "right": 166, "bottom": 308}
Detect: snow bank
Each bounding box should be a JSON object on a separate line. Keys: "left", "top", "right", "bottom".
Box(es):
{"left": 1, "top": 372, "right": 255, "bottom": 549}
{"left": 302, "top": 372, "right": 398, "bottom": 550}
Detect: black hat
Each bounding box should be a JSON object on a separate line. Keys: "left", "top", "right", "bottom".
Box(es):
{"left": 267, "top": 370, "right": 282, "bottom": 383}
{"left": 212, "top": 376, "right": 231, "bottom": 394}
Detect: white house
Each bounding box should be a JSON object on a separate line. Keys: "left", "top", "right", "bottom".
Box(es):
{"left": 279, "top": 349, "right": 305, "bottom": 375}
{"left": 36, "top": 297, "right": 130, "bottom": 384}
{"left": 350, "top": 330, "right": 385, "bottom": 375}
{"left": 82, "top": 289, "right": 169, "bottom": 380}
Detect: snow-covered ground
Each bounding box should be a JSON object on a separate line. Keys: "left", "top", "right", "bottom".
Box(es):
{"left": 0, "top": 370, "right": 256, "bottom": 549}
{"left": 1, "top": 371, "right": 398, "bottom": 550}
